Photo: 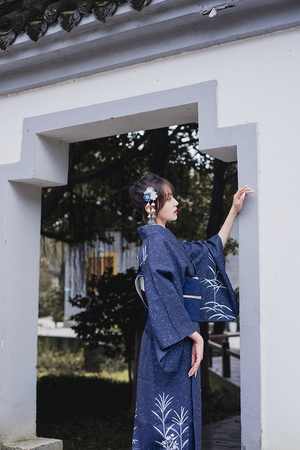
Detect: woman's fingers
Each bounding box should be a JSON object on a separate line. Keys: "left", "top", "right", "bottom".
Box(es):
{"left": 239, "top": 185, "right": 254, "bottom": 196}
{"left": 188, "top": 365, "right": 198, "bottom": 377}
{"left": 233, "top": 185, "right": 254, "bottom": 213}
{"left": 188, "top": 360, "right": 200, "bottom": 377}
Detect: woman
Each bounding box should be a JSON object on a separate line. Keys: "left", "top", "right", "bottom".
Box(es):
{"left": 131, "top": 173, "right": 252, "bottom": 450}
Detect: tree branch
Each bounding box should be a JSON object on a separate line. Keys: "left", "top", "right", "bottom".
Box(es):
{"left": 41, "top": 146, "right": 151, "bottom": 222}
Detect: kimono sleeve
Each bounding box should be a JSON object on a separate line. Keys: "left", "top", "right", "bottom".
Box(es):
{"left": 140, "top": 235, "right": 197, "bottom": 372}
{"left": 183, "top": 234, "right": 239, "bottom": 322}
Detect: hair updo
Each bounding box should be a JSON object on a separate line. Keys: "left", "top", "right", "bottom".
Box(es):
{"left": 132, "top": 173, "right": 174, "bottom": 224}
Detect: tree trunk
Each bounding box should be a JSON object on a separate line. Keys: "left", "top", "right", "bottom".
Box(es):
{"left": 201, "top": 158, "right": 227, "bottom": 387}
{"left": 149, "top": 128, "right": 170, "bottom": 176}
{"left": 206, "top": 158, "right": 227, "bottom": 239}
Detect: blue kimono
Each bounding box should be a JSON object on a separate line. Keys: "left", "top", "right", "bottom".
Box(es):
{"left": 132, "top": 225, "right": 237, "bottom": 450}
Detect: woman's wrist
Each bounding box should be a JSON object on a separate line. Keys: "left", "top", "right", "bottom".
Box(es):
{"left": 229, "top": 205, "right": 239, "bottom": 218}
{"left": 189, "top": 331, "right": 203, "bottom": 344}
{"left": 218, "top": 207, "right": 237, "bottom": 245}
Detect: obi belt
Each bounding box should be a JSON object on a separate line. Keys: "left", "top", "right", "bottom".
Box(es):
{"left": 135, "top": 271, "right": 238, "bottom": 323}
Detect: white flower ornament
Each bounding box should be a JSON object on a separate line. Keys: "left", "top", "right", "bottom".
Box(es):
{"left": 143, "top": 187, "right": 157, "bottom": 202}
{"left": 143, "top": 187, "right": 157, "bottom": 224}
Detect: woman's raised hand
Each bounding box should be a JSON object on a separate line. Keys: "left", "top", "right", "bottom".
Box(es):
{"left": 218, "top": 184, "right": 254, "bottom": 246}
{"left": 232, "top": 185, "right": 254, "bottom": 215}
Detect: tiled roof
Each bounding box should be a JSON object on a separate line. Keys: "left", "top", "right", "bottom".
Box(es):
{"left": 0, "top": 0, "right": 151, "bottom": 50}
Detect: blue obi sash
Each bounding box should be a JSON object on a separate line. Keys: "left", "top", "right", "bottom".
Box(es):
{"left": 135, "top": 272, "right": 202, "bottom": 322}
{"left": 182, "top": 277, "right": 202, "bottom": 321}
{"left": 135, "top": 271, "right": 238, "bottom": 323}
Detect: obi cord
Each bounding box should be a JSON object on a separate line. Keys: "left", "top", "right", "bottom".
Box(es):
{"left": 143, "top": 186, "right": 158, "bottom": 224}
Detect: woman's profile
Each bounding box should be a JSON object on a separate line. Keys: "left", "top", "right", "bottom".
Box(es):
{"left": 131, "top": 173, "right": 252, "bottom": 450}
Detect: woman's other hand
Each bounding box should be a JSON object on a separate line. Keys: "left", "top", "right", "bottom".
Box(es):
{"left": 188, "top": 332, "right": 204, "bottom": 378}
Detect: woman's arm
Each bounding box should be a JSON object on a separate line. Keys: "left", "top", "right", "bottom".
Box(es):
{"left": 218, "top": 185, "right": 253, "bottom": 247}
{"left": 185, "top": 186, "right": 253, "bottom": 377}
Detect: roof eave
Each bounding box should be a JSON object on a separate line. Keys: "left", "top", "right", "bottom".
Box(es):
{"left": 1, "top": 0, "right": 300, "bottom": 96}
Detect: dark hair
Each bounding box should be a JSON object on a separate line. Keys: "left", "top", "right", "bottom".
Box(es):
{"left": 132, "top": 173, "right": 174, "bottom": 224}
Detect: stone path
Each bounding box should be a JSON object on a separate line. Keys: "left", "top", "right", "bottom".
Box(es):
{"left": 202, "top": 415, "right": 241, "bottom": 449}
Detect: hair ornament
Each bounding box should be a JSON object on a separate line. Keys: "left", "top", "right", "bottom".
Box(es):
{"left": 143, "top": 187, "right": 157, "bottom": 224}
{"left": 143, "top": 187, "right": 158, "bottom": 202}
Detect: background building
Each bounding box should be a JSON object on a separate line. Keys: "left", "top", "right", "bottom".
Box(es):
{"left": 64, "top": 232, "right": 139, "bottom": 319}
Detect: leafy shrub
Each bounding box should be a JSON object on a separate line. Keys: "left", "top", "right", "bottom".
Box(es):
{"left": 69, "top": 268, "right": 146, "bottom": 379}
{"left": 37, "top": 347, "right": 85, "bottom": 377}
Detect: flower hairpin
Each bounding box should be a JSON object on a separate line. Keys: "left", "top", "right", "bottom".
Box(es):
{"left": 143, "top": 187, "right": 158, "bottom": 202}
{"left": 143, "top": 187, "right": 157, "bottom": 224}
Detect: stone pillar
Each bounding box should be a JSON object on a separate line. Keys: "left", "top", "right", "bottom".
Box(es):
{"left": 0, "top": 132, "right": 68, "bottom": 447}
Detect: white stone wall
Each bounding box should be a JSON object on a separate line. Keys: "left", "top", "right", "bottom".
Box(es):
{"left": 0, "top": 27, "right": 300, "bottom": 448}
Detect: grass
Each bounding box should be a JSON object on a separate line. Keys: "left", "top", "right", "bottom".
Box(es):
{"left": 37, "top": 348, "right": 86, "bottom": 377}
{"left": 37, "top": 342, "right": 129, "bottom": 381}
{"left": 37, "top": 347, "right": 240, "bottom": 450}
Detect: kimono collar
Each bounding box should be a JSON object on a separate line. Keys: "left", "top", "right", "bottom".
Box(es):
{"left": 137, "top": 225, "right": 185, "bottom": 252}
{"left": 137, "top": 225, "right": 197, "bottom": 275}
{"left": 138, "top": 224, "right": 174, "bottom": 241}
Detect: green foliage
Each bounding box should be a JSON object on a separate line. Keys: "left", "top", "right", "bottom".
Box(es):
{"left": 37, "top": 340, "right": 129, "bottom": 380}
{"left": 41, "top": 124, "right": 230, "bottom": 246}
{"left": 39, "top": 258, "right": 54, "bottom": 317}
{"left": 42, "top": 286, "right": 65, "bottom": 325}
{"left": 41, "top": 131, "right": 151, "bottom": 245}
{"left": 70, "top": 268, "right": 145, "bottom": 368}
{"left": 39, "top": 258, "right": 53, "bottom": 294}
{"left": 39, "top": 239, "right": 66, "bottom": 317}
{"left": 224, "top": 237, "right": 239, "bottom": 259}
{"left": 41, "top": 124, "right": 239, "bottom": 249}
{"left": 37, "top": 346, "right": 85, "bottom": 378}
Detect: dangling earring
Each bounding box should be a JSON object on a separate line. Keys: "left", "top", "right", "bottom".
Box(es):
{"left": 143, "top": 187, "right": 158, "bottom": 224}
{"left": 150, "top": 201, "right": 156, "bottom": 223}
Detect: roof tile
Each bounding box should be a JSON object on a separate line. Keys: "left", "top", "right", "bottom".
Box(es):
{"left": 0, "top": 0, "right": 151, "bottom": 50}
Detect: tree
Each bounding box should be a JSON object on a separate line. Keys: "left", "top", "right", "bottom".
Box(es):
{"left": 39, "top": 258, "right": 53, "bottom": 317}
{"left": 41, "top": 124, "right": 208, "bottom": 246}
{"left": 43, "top": 286, "right": 65, "bottom": 326}
{"left": 69, "top": 268, "right": 146, "bottom": 385}
{"left": 41, "top": 132, "right": 150, "bottom": 245}
{"left": 39, "top": 238, "right": 66, "bottom": 318}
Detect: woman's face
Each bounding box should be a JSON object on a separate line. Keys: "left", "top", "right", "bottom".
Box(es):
{"left": 155, "top": 191, "right": 178, "bottom": 227}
